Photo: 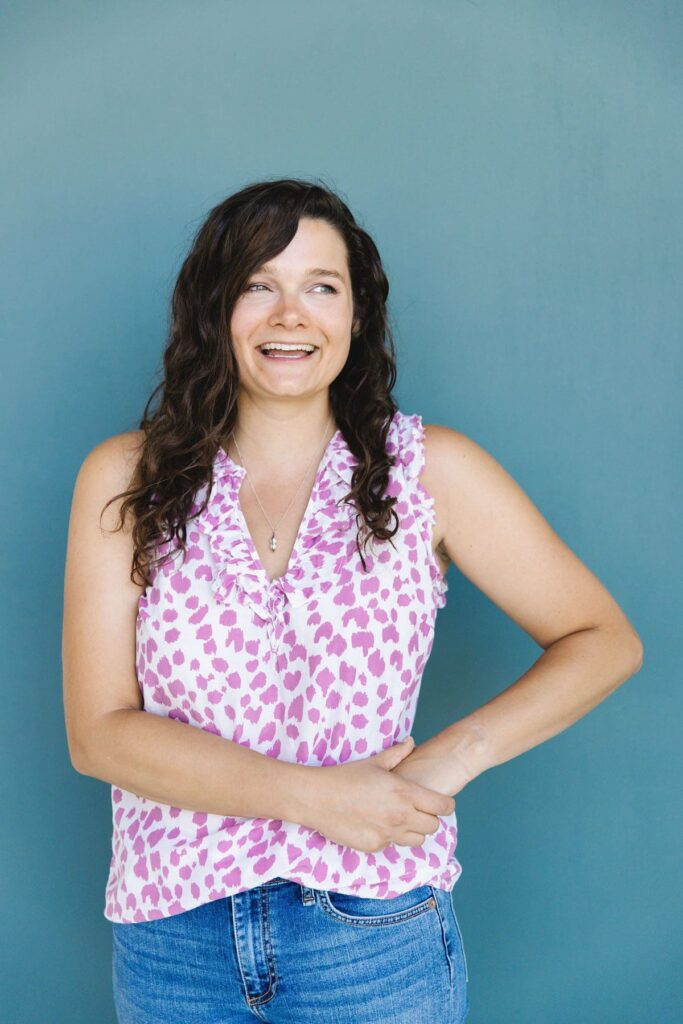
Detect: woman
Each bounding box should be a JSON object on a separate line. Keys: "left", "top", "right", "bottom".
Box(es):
{"left": 62, "top": 178, "right": 643, "bottom": 1023}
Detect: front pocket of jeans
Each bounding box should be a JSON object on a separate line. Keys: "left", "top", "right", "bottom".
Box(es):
{"left": 318, "top": 884, "right": 437, "bottom": 926}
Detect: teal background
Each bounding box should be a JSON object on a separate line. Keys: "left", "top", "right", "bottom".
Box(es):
{"left": 2, "top": 1, "right": 680, "bottom": 1021}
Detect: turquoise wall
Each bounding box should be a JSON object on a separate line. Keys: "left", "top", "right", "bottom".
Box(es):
{"left": 2, "top": 1, "right": 680, "bottom": 1020}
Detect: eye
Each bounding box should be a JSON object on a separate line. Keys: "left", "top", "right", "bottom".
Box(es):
{"left": 245, "top": 282, "right": 337, "bottom": 294}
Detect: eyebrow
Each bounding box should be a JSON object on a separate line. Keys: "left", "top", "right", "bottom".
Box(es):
{"left": 258, "top": 264, "right": 345, "bottom": 282}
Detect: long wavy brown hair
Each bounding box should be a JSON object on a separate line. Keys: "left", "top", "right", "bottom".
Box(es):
{"left": 103, "top": 177, "right": 403, "bottom": 588}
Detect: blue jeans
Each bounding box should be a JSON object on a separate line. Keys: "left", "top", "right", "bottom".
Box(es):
{"left": 112, "top": 877, "right": 470, "bottom": 1022}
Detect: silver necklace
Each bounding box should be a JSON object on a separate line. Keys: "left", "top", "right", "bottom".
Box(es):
{"left": 230, "top": 415, "right": 334, "bottom": 553}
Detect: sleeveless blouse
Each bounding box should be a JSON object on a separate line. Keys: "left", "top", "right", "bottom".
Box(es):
{"left": 104, "top": 409, "right": 462, "bottom": 923}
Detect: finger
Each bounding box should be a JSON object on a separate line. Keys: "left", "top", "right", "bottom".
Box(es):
{"left": 410, "top": 783, "right": 456, "bottom": 817}
{"left": 407, "top": 810, "right": 442, "bottom": 836}
{"left": 397, "top": 831, "right": 428, "bottom": 848}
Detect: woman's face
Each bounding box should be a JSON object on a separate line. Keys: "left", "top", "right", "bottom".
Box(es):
{"left": 229, "top": 216, "right": 358, "bottom": 403}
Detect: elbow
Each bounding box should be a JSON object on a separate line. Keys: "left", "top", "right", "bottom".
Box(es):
{"left": 68, "top": 708, "right": 134, "bottom": 779}
{"left": 67, "top": 735, "right": 94, "bottom": 777}
{"left": 70, "top": 750, "right": 91, "bottom": 777}
{"left": 631, "top": 635, "right": 644, "bottom": 672}
{"left": 622, "top": 628, "right": 644, "bottom": 674}
{"left": 599, "top": 615, "right": 644, "bottom": 673}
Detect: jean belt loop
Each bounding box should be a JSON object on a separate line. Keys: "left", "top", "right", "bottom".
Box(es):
{"left": 300, "top": 885, "right": 316, "bottom": 905}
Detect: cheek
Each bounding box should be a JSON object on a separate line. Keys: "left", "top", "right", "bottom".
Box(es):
{"left": 229, "top": 305, "right": 257, "bottom": 338}
{"left": 327, "top": 345, "right": 352, "bottom": 377}
{"left": 227, "top": 339, "right": 257, "bottom": 379}
{"left": 338, "top": 339, "right": 352, "bottom": 361}
{"left": 229, "top": 313, "right": 261, "bottom": 364}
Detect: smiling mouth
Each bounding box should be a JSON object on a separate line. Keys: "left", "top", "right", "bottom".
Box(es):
{"left": 257, "top": 343, "right": 318, "bottom": 360}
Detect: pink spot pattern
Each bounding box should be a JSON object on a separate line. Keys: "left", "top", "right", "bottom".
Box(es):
{"left": 104, "top": 410, "right": 462, "bottom": 923}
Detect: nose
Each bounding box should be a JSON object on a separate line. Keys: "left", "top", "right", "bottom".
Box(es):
{"left": 268, "top": 289, "right": 309, "bottom": 328}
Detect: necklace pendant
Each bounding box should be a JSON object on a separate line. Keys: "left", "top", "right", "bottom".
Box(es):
{"left": 269, "top": 533, "right": 277, "bottom": 552}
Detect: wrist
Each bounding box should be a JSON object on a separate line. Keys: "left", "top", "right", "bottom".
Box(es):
{"left": 276, "top": 760, "right": 325, "bottom": 830}
{"left": 421, "top": 715, "right": 492, "bottom": 791}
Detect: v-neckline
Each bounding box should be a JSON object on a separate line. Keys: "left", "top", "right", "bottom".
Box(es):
{"left": 217, "top": 427, "right": 344, "bottom": 586}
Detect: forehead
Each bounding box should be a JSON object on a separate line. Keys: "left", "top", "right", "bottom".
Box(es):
{"left": 258, "top": 263, "right": 345, "bottom": 282}
{"left": 257, "top": 218, "right": 348, "bottom": 278}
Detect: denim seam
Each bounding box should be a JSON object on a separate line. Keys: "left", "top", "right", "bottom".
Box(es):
{"left": 429, "top": 885, "right": 456, "bottom": 990}
{"left": 245, "top": 886, "right": 278, "bottom": 1008}
{"left": 449, "top": 902, "right": 469, "bottom": 984}
{"left": 230, "top": 894, "right": 255, "bottom": 1013}
{"left": 317, "top": 888, "right": 437, "bottom": 926}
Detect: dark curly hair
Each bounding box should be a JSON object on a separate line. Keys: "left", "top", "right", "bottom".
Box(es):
{"left": 103, "top": 176, "right": 403, "bottom": 588}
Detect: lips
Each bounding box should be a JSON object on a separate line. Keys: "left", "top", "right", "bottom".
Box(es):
{"left": 258, "top": 346, "right": 317, "bottom": 361}
{"left": 257, "top": 342, "right": 318, "bottom": 360}
{"left": 257, "top": 342, "right": 318, "bottom": 350}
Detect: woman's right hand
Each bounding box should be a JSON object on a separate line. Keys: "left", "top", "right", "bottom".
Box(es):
{"left": 306, "top": 737, "right": 456, "bottom": 852}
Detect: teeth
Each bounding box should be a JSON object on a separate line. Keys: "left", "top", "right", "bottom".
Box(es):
{"left": 260, "top": 343, "right": 316, "bottom": 353}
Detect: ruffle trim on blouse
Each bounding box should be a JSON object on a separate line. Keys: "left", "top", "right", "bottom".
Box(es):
{"left": 189, "top": 429, "right": 360, "bottom": 654}
{"left": 385, "top": 412, "right": 449, "bottom": 610}
{"left": 188, "top": 411, "right": 447, "bottom": 653}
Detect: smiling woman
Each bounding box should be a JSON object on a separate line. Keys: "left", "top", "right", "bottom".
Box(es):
{"left": 62, "top": 176, "right": 641, "bottom": 1024}
{"left": 227, "top": 216, "right": 359, "bottom": 409}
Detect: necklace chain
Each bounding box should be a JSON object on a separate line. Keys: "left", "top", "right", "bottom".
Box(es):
{"left": 230, "top": 415, "right": 334, "bottom": 552}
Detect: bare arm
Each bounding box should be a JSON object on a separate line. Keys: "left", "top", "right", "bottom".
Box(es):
{"left": 393, "top": 426, "right": 643, "bottom": 795}
{"left": 395, "top": 625, "right": 642, "bottom": 797}
{"left": 62, "top": 433, "right": 314, "bottom": 825}
{"left": 80, "top": 707, "right": 320, "bottom": 821}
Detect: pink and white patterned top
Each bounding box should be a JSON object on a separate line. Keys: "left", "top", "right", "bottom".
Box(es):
{"left": 104, "top": 409, "right": 462, "bottom": 923}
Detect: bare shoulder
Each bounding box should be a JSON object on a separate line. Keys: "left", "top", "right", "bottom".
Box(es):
{"left": 421, "top": 422, "right": 471, "bottom": 474}
{"left": 420, "top": 422, "right": 532, "bottom": 569}
{"left": 420, "top": 423, "right": 478, "bottom": 562}
{"left": 80, "top": 428, "right": 145, "bottom": 473}
{"left": 74, "top": 429, "right": 146, "bottom": 531}
{"left": 421, "top": 422, "right": 512, "bottom": 507}
{"left": 421, "top": 420, "right": 542, "bottom": 552}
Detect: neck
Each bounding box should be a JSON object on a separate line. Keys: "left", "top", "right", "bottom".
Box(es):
{"left": 225, "top": 402, "right": 337, "bottom": 472}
